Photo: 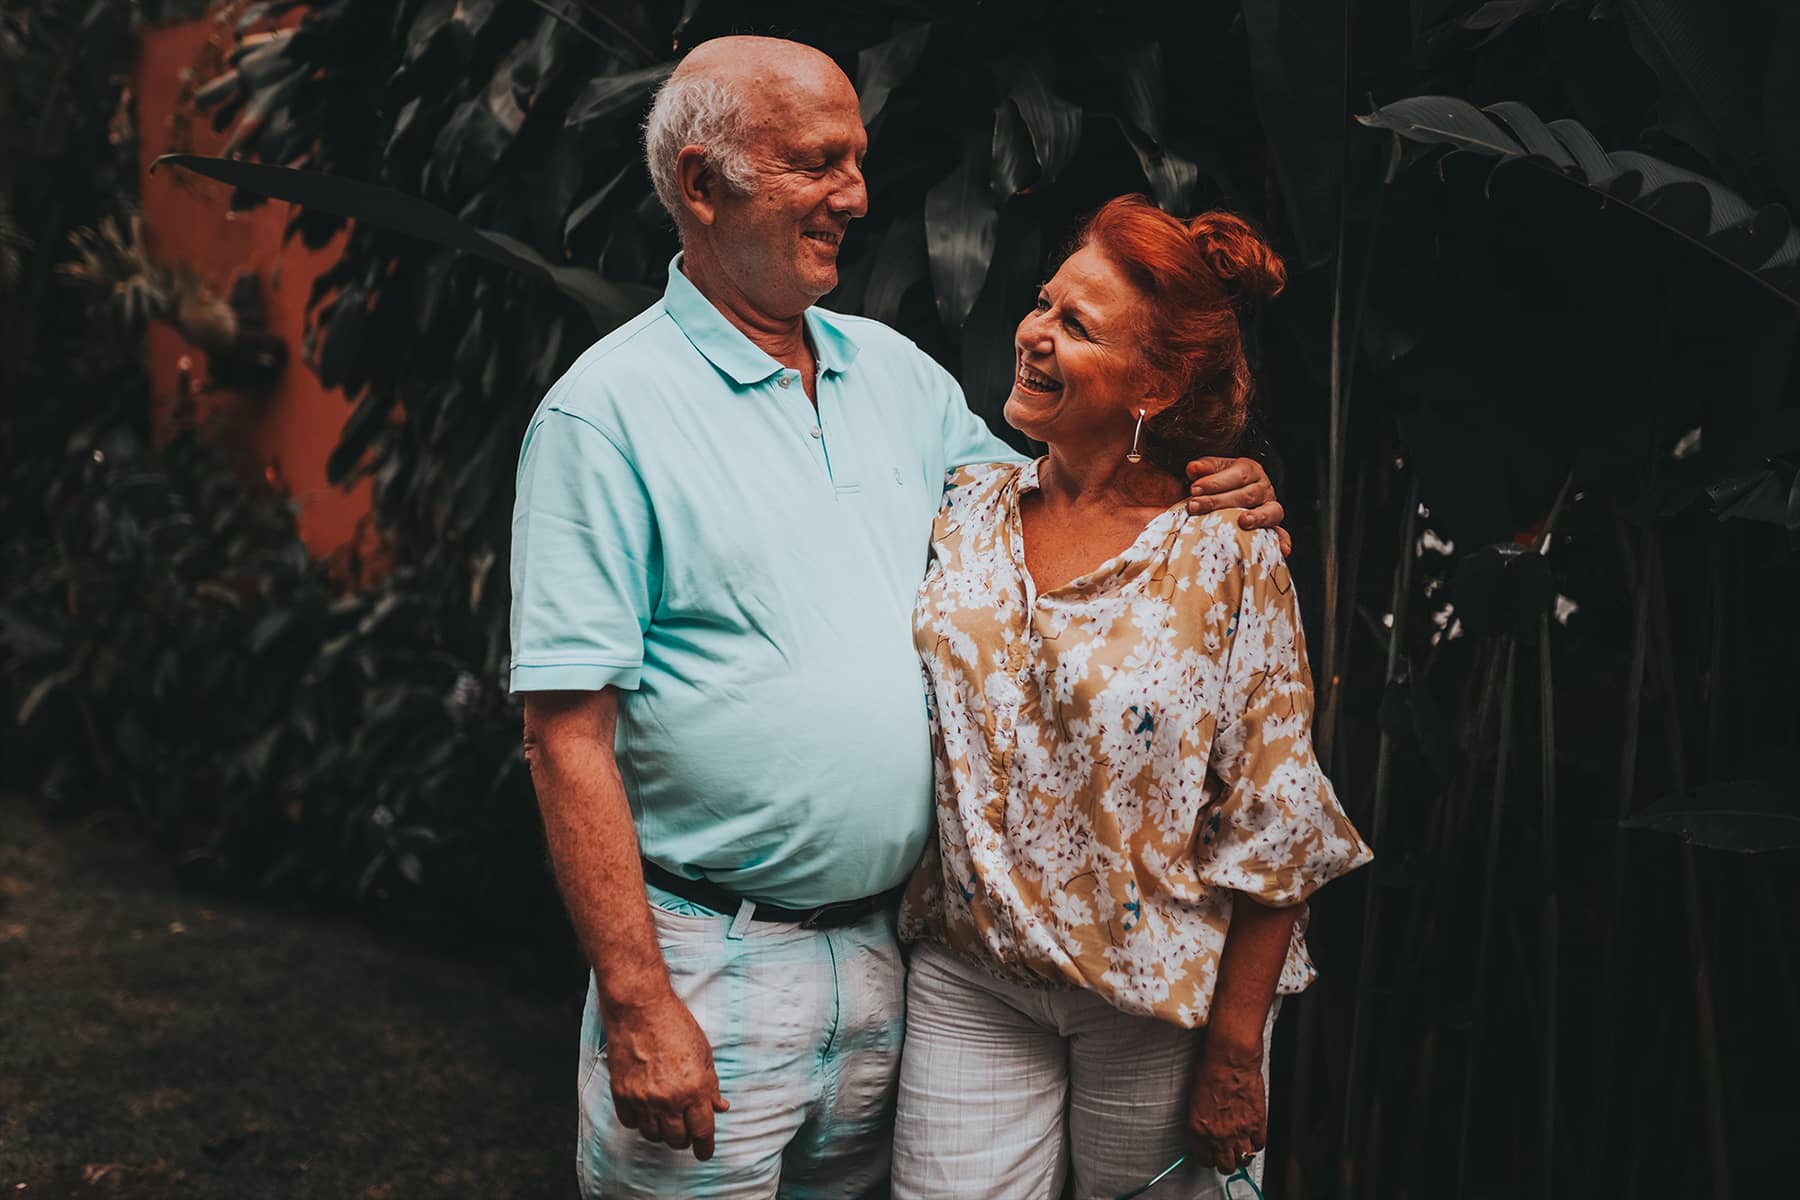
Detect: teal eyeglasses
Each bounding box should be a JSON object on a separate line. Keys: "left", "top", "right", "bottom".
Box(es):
{"left": 1113, "top": 1153, "right": 1265, "bottom": 1200}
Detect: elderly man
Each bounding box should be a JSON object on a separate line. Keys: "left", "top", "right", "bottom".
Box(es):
{"left": 510, "top": 36, "right": 1286, "bottom": 1199}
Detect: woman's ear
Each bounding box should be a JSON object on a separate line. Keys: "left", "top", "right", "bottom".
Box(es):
{"left": 1140, "top": 387, "right": 1184, "bottom": 421}
{"left": 675, "top": 145, "right": 718, "bottom": 226}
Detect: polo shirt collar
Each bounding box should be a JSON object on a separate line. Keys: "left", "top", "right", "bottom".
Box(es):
{"left": 663, "top": 254, "right": 861, "bottom": 386}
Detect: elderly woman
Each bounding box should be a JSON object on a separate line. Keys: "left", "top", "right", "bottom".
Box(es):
{"left": 890, "top": 197, "right": 1372, "bottom": 1200}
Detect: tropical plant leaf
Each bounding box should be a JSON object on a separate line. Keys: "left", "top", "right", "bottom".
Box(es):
{"left": 1622, "top": 779, "right": 1800, "bottom": 852}
{"left": 1006, "top": 55, "right": 1081, "bottom": 185}
{"left": 326, "top": 389, "right": 396, "bottom": 484}
{"left": 863, "top": 214, "right": 927, "bottom": 326}
{"left": 924, "top": 124, "right": 999, "bottom": 328}
{"left": 856, "top": 23, "right": 932, "bottom": 130}
{"left": 1119, "top": 119, "right": 1200, "bottom": 215}
{"left": 1107, "top": 41, "right": 1213, "bottom": 214}
{"left": 563, "top": 159, "right": 636, "bottom": 253}
{"left": 990, "top": 100, "right": 1036, "bottom": 204}
{"left": 1704, "top": 464, "right": 1800, "bottom": 529}
{"left": 1614, "top": 0, "right": 1775, "bottom": 198}
{"left": 1361, "top": 96, "right": 1800, "bottom": 303}
{"left": 1544, "top": 117, "right": 1617, "bottom": 184}
{"left": 1360, "top": 95, "right": 1526, "bottom": 156}
{"left": 1419, "top": 0, "right": 1561, "bottom": 60}
{"left": 152, "top": 155, "right": 656, "bottom": 334}
{"left": 1483, "top": 100, "right": 1575, "bottom": 169}
{"left": 0, "top": 605, "right": 63, "bottom": 660}
{"left": 1111, "top": 41, "right": 1165, "bottom": 142}
{"left": 958, "top": 210, "right": 1041, "bottom": 433}
{"left": 1242, "top": 0, "right": 1351, "bottom": 266}
{"left": 17, "top": 664, "right": 79, "bottom": 727}
{"left": 563, "top": 61, "right": 672, "bottom": 127}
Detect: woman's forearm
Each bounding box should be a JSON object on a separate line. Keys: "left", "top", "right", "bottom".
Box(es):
{"left": 1205, "top": 894, "right": 1300, "bottom": 1059}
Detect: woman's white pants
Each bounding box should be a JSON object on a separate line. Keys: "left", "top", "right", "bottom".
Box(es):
{"left": 891, "top": 941, "right": 1275, "bottom": 1200}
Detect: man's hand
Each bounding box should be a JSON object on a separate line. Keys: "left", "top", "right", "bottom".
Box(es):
{"left": 1184, "top": 456, "right": 1291, "bottom": 557}
{"left": 605, "top": 991, "right": 731, "bottom": 1161}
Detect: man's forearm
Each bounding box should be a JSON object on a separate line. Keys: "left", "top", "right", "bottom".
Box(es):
{"left": 524, "top": 693, "right": 673, "bottom": 1023}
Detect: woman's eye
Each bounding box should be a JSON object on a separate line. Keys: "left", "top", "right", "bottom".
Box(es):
{"left": 1066, "top": 318, "right": 1087, "bottom": 338}
{"left": 1034, "top": 296, "right": 1050, "bottom": 312}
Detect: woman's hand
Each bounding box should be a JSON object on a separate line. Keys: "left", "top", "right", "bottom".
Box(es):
{"left": 1186, "top": 1033, "right": 1268, "bottom": 1174}
{"left": 1184, "top": 456, "right": 1291, "bottom": 556}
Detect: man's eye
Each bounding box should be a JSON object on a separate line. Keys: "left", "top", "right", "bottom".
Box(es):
{"left": 1034, "top": 296, "right": 1050, "bottom": 311}
{"left": 1066, "top": 317, "right": 1088, "bottom": 337}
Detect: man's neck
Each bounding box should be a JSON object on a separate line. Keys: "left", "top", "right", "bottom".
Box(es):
{"left": 679, "top": 247, "right": 815, "bottom": 379}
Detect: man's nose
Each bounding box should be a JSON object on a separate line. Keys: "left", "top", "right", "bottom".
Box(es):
{"left": 830, "top": 162, "right": 869, "bottom": 219}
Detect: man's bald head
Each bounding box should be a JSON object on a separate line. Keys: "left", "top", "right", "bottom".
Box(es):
{"left": 643, "top": 36, "right": 859, "bottom": 227}
{"left": 675, "top": 35, "right": 846, "bottom": 94}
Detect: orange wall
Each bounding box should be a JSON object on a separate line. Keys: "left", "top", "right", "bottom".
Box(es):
{"left": 136, "top": 15, "right": 372, "bottom": 562}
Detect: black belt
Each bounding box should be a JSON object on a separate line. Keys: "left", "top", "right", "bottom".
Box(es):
{"left": 642, "top": 860, "right": 895, "bottom": 930}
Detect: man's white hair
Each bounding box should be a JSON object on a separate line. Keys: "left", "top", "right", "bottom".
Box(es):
{"left": 642, "top": 73, "right": 758, "bottom": 224}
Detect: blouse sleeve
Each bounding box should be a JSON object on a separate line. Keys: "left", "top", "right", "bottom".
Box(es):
{"left": 1193, "top": 526, "right": 1372, "bottom": 906}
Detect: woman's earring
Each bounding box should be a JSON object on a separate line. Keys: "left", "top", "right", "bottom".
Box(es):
{"left": 1126, "top": 408, "right": 1147, "bottom": 464}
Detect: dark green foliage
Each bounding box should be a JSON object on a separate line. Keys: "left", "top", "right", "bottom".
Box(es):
{"left": 6, "top": 1, "right": 1800, "bottom": 1197}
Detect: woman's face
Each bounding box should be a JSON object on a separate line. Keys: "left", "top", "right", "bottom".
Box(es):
{"left": 1005, "top": 245, "right": 1162, "bottom": 449}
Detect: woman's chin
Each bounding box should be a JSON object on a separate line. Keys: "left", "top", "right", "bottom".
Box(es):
{"left": 1002, "top": 391, "right": 1054, "bottom": 440}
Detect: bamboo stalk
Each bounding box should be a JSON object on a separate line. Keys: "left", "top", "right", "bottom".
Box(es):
{"left": 1537, "top": 611, "right": 1558, "bottom": 1194}
{"left": 1321, "top": 470, "right": 1368, "bottom": 778}
{"left": 1750, "top": 858, "right": 1800, "bottom": 1034}
{"left": 1642, "top": 537, "right": 1731, "bottom": 1198}
{"left": 1281, "top": 990, "right": 1319, "bottom": 1200}
{"left": 1681, "top": 845, "right": 1732, "bottom": 1199}
{"left": 1585, "top": 515, "right": 1653, "bottom": 1194}
{"left": 1454, "top": 638, "right": 1519, "bottom": 1198}
{"left": 1335, "top": 480, "right": 1418, "bottom": 1200}
{"left": 1389, "top": 640, "right": 1503, "bottom": 1193}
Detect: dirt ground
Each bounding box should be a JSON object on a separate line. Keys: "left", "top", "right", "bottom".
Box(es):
{"left": 0, "top": 795, "right": 581, "bottom": 1197}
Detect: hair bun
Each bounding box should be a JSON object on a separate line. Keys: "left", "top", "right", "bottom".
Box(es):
{"left": 1186, "top": 212, "right": 1286, "bottom": 305}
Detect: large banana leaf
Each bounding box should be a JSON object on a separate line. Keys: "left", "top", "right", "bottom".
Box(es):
{"left": 1243, "top": 0, "right": 1351, "bottom": 266}
{"left": 1623, "top": 778, "right": 1800, "bottom": 853}
{"left": 855, "top": 23, "right": 932, "bottom": 132}
{"left": 923, "top": 124, "right": 999, "bottom": 328}
{"left": 151, "top": 154, "right": 656, "bottom": 336}
{"left": 1004, "top": 52, "right": 1081, "bottom": 187}
{"left": 1109, "top": 41, "right": 1199, "bottom": 214}
{"left": 1360, "top": 95, "right": 1800, "bottom": 305}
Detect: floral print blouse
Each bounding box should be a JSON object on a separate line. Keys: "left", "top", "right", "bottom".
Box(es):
{"left": 899, "top": 461, "right": 1372, "bottom": 1028}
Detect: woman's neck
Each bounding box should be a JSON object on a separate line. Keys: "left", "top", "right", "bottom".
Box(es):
{"left": 1038, "top": 443, "right": 1185, "bottom": 512}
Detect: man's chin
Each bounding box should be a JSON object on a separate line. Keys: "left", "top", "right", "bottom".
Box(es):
{"left": 803, "top": 265, "right": 839, "bottom": 301}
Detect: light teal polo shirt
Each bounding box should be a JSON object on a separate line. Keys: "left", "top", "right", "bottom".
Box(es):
{"left": 510, "top": 256, "right": 1018, "bottom": 907}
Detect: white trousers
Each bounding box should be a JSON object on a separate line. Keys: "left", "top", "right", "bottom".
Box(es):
{"left": 891, "top": 941, "right": 1274, "bottom": 1200}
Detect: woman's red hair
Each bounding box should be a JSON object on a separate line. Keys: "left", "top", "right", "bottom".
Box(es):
{"left": 1076, "top": 196, "right": 1285, "bottom": 473}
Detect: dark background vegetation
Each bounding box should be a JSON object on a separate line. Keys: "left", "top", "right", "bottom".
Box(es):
{"left": 4, "top": 1, "right": 1798, "bottom": 1197}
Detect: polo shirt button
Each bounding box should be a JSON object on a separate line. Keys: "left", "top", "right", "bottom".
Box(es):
{"left": 808, "top": 427, "right": 823, "bottom": 439}
{"left": 778, "top": 375, "right": 792, "bottom": 389}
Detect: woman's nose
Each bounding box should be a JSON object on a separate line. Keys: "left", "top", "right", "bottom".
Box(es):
{"left": 1016, "top": 314, "right": 1052, "bottom": 354}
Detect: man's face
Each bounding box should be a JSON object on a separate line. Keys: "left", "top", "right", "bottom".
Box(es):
{"left": 706, "top": 72, "right": 869, "bottom": 318}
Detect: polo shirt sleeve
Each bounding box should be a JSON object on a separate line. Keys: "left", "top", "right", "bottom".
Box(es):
{"left": 930, "top": 359, "right": 1025, "bottom": 470}
{"left": 509, "top": 408, "right": 660, "bottom": 693}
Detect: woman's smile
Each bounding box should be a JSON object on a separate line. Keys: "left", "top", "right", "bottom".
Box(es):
{"left": 1014, "top": 361, "right": 1062, "bottom": 395}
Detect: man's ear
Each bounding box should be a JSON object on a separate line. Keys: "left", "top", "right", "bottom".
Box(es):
{"left": 675, "top": 145, "right": 719, "bottom": 227}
